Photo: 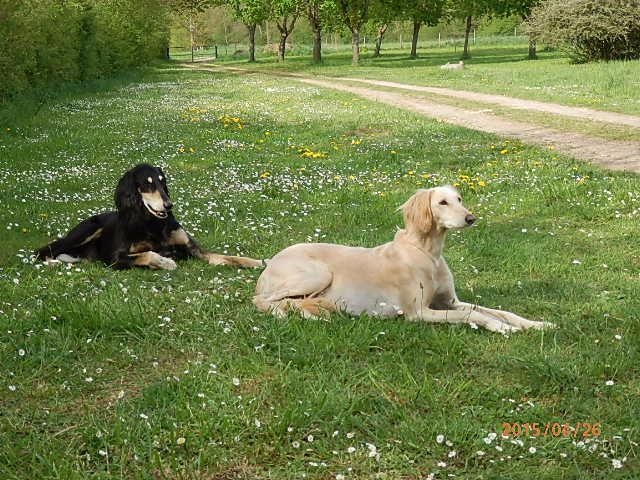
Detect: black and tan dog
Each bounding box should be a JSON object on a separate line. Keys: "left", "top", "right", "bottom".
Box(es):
{"left": 35, "top": 164, "right": 263, "bottom": 270}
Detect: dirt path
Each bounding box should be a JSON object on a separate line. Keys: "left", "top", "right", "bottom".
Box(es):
{"left": 334, "top": 77, "right": 640, "bottom": 129}
{"left": 185, "top": 64, "right": 640, "bottom": 173}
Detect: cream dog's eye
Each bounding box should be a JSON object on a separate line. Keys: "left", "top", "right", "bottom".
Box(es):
{"left": 439, "top": 200, "right": 448, "bottom": 205}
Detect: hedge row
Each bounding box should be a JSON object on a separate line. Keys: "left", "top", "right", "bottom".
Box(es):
{"left": 0, "top": 0, "right": 169, "bottom": 101}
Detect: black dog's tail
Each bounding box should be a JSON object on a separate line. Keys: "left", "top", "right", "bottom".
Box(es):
{"left": 34, "top": 213, "right": 109, "bottom": 260}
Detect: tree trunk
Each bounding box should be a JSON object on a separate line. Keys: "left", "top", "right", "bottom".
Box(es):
{"left": 247, "top": 23, "right": 256, "bottom": 62}
{"left": 373, "top": 24, "right": 387, "bottom": 57}
{"left": 308, "top": 4, "right": 322, "bottom": 63}
{"left": 312, "top": 27, "right": 322, "bottom": 63}
{"left": 521, "top": 13, "right": 537, "bottom": 60}
{"left": 528, "top": 37, "right": 537, "bottom": 59}
{"left": 351, "top": 28, "right": 360, "bottom": 65}
{"left": 276, "top": 16, "right": 297, "bottom": 62}
{"left": 189, "top": 15, "right": 195, "bottom": 63}
{"left": 410, "top": 20, "right": 421, "bottom": 58}
{"left": 278, "top": 34, "right": 287, "bottom": 62}
{"left": 463, "top": 15, "right": 472, "bottom": 59}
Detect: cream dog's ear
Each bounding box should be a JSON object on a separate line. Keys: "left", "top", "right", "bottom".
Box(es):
{"left": 401, "top": 189, "right": 433, "bottom": 233}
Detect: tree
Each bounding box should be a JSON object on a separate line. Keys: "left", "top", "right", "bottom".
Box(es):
{"left": 495, "top": 0, "right": 540, "bottom": 59}
{"left": 227, "top": 0, "right": 269, "bottom": 62}
{"left": 408, "top": 0, "right": 445, "bottom": 58}
{"left": 269, "top": 0, "right": 302, "bottom": 61}
{"left": 168, "top": 0, "right": 214, "bottom": 62}
{"left": 368, "top": 0, "right": 398, "bottom": 57}
{"left": 305, "top": 0, "right": 336, "bottom": 63}
{"left": 307, "top": 0, "right": 323, "bottom": 62}
{"left": 337, "top": 0, "right": 370, "bottom": 65}
{"left": 448, "top": 0, "right": 490, "bottom": 59}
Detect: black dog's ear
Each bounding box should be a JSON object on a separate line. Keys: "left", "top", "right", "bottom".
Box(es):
{"left": 115, "top": 169, "right": 139, "bottom": 211}
{"left": 158, "top": 167, "right": 169, "bottom": 196}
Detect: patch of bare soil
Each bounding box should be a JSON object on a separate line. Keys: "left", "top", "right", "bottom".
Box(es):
{"left": 336, "top": 77, "right": 640, "bottom": 129}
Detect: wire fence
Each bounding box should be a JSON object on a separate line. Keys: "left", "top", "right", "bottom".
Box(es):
{"left": 168, "top": 35, "right": 531, "bottom": 62}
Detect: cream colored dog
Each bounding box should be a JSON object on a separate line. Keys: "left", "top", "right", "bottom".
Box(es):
{"left": 441, "top": 60, "right": 465, "bottom": 70}
{"left": 254, "top": 186, "right": 553, "bottom": 333}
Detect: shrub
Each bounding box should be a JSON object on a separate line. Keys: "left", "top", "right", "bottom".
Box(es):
{"left": 528, "top": 0, "right": 640, "bottom": 63}
{"left": 0, "top": 0, "right": 169, "bottom": 101}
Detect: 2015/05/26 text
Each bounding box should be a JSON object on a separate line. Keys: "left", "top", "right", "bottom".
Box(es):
{"left": 501, "top": 422, "right": 602, "bottom": 438}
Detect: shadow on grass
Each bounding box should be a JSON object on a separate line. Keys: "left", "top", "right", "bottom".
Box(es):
{"left": 216, "top": 44, "right": 562, "bottom": 73}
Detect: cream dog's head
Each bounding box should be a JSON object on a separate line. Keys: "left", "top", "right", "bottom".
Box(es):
{"left": 402, "top": 186, "right": 476, "bottom": 233}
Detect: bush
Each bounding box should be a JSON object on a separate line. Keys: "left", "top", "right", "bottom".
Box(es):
{"left": 528, "top": 0, "right": 640, "bottom": 63}
{"left": 0, "top": 0, "right": 169, "bottom": 101}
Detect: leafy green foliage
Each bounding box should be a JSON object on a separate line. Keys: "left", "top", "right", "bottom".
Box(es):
{"left": 0, "top": 0, "right": 169, "bottom": 101}
{"left": 227, "top": 0, "right": 270, "bottom": 25}
{"left": 528, "top": 0, "right": 640, "bottom": 62}
{"left": 402, "top": 0, "right": 446, "bottom": 25}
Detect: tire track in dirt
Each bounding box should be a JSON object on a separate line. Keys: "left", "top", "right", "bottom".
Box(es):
{"left": 333, "top": 77, "right": 640, "bottom": 129}
{"left": 185, "top": 64, "right": 640, "bottom": 173}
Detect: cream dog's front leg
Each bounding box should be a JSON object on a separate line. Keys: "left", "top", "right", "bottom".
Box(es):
{"left": 408, "top": 306, "right": 518, "bottom": 333}
{"left": 452, "top": 301, "right": 554, "bottom": 330}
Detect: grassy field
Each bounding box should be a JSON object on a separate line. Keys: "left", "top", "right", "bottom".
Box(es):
{"left": 328, "top": 80, "right": 640, "bottom": 142}
{"left": 219, "top": 43, "right": 640, "bottom": 116}
{"left": 1, "top": 65, "right": 639, "bottom": 479}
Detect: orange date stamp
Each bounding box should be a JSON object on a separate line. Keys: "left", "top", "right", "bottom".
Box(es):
{"left": 501, "top": 422, "right": 602, "bottom": 438}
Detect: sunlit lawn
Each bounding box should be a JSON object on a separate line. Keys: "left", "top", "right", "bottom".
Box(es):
{"left": 0, "top": 66, "right": 638, "bottom": 479}
{"left": 218, "top": 42, "right": 640, "bottom": 116}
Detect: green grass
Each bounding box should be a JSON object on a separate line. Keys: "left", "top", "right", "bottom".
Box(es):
{"left": 1, "top": 65, "right": 639, "bottom": 479}
{"left": 331, "top": 80, "right": 640, "bottom": 142}
{"left": 216, "top": 42, "right": 640, "bottom": 116}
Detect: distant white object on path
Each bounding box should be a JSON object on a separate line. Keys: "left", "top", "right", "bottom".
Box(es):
{"left": 441, "top": 61, "right": 465, "bottom": 70}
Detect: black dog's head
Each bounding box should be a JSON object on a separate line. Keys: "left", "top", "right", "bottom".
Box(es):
{"left": 115, "top": 164, "right": 172, "bottom": 219}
